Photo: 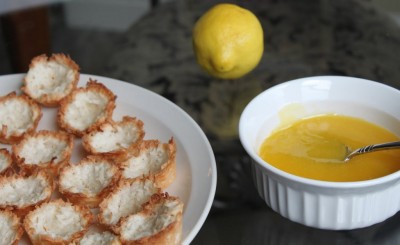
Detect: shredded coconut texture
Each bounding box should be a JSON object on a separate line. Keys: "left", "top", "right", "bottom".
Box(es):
{"left": 79, "top": 231, "right": 118, "bottom": 245}
{"left": 0, "top": 99, "right": 39, "bottom": 137}
{"left": 28, "top": 203, "right": 85, "bottom": 240}
{"left": 17, "top": 136, "right": 68, "bottom": 165}
{"left": 101, "top": 179, "right": 158, "bottom": 225}
{"left": 0, "top": 212, "right": 17, "bottom": 245}
{"left": 25, "top": 60, "right": 75, "bottom": 97}
{"left": 88, "top": 123, "right": 141, "bottom": 153}
{"left": 123, "top": 144, "right": 168, "bottom": 179}
{"left": 60, "top": 161, "right": 115, "bottom": 196}
{"left": 0, "top": 176, "right": 49, "bottom": 207}
{"left": 121, "top": 198, "right": 182, "bottom": 240}
{"left": 0, "top": 152, "right": 10, "bottom": 172}
{"left": 64, "top": 91, "right": 109, "bottom": 131}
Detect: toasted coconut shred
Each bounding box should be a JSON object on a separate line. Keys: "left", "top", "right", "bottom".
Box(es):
{"left": 0, "top": 93, "right": 41, "bottom": 142}
{"left": 13, "top": 130, "right": 72, "bottom": 166}
{"left": 0, "top": 173, "right": 51, "bottom": 208}
{"left": 0, "top": 210, "right": 22, "bottom": 245}
{"left": 58, "top": 80, "right": 116, "bottom": 136}
{"left": 67, "top": 91, "right": 109, "bottom": 130}
{"left": 64, "top": 91, "right": 110, "bottom": 131}
{"left": 76, "top": 231, "right": 120, "bottom": 245}
{"left": 99, "top": 178, "right": 159, "bottom": 226}
{"left": 0, "top": 149, "right": 12, "bottom": 174}
{"left": 83, "top": 116, "right": 144, "bottom": 154}
{"left": 122, "top": 139, "right": 175, "bottom": 179}
{"left": 60, "top": 158, "right": 117, "bottom": 196}
{"left": 24, "top": 200, "right": 92, "bottom": 241}
{"left": 22, "top": 53, "right": 80, "bottom": 105}
{"left": 119, "top": 193, "right": 183, "bottom": 243}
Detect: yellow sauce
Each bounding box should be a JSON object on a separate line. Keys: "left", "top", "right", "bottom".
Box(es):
{"left": 259, "top": 114, "right": 400, "bottom": 182}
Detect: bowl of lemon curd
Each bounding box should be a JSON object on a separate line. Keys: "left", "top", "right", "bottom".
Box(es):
{"left": 239, "top": 76, "right": 400, "bottom": 230}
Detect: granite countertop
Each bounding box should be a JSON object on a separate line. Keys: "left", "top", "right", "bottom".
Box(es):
{"left": 105, "top": 0, "right": 400, "bottom": 139}
{"left": 102, "top": 1, "right": 400, "bottom": 243}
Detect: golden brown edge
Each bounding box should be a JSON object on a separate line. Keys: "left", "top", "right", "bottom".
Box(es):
{"left": 12, "top": 130, "right": 74, "bottom": 177}
{"left": 0, "top": 209, "right": 24, "bottom": 245}
{"left": 82, "top": 116, "right": 145, "bottom": 161}
{"left": 0, "top": 148, "right": 13, "bottom": 175}
{"left": 98, "top": 177, "right": 161, "bottom": 227}
{"left": 69, "top": 230, "right": 122, "bottom": 245}
{"left": 0, "top": 170, "right": 54, "bottom": 217}
{"left": 57, "top": 79, "right": 116, "bottom": 137}
{"left": 23, "top": 199, "right": 94, "bottom": 245}
{"left": 0, "top": 92, "right": 42, "bottom": 144}
{"left": 21, "top": 53, "right": 80, "bottom": 107}
{"left": 58, "top": 155, "right": 121, "bottom": 208}
{"left": 116, "top": 193, "right": 184, "bottom": 245}
{"left": 120, "top": 137, "right": 176, "bottom": 190}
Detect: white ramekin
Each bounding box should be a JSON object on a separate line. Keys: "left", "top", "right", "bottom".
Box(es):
{"left": 239, "top": 76, "right": 400, "bottom": 230}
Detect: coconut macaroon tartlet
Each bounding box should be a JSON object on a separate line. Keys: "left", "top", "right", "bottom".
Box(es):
{"left": 0, "top": 171, "right": 53, "bottom": 217}
{"left": 23, "top": 199, "right": 93, "bottom": 245}
{"left": 12, "top": 130, "right": 74, "bottom": 176}
{"left": 59, "top": 156, "right": 121, "bottom": 208}
{"left": 0, "top": 148, "right": 13, "bottom": 175}
{"left": 82, "top": 116, "right": 145, "bottom": 161}
{"left": 98, "top": 178, "right": 160, "bottom": 227}
{"left": 0, "top": 209, "right": 24, "bottom": 245}
{"left": 115, "top": 193, "right": 184, "bottom": 245}
{"left": 57, "top": 79, "right": 116, "bottom": 137}
{"left": 22, "top": 53, "right": 80, "bottom": 106}
{"left": 70, "top": 230, "right": 121, "bottom": 245}
{"left": 121, "top": 138, "right": 176, "bottom": 190}
{"left": 0, "top": 92, "right": 42, "bottom": 144}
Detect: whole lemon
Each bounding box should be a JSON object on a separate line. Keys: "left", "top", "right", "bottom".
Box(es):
{"left": 193, "top": 3, "right": 264, "bottom": 79}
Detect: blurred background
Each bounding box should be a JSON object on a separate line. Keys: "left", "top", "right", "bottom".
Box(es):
{"left": 1, "top": 0, "right": 400, "bottom": 76}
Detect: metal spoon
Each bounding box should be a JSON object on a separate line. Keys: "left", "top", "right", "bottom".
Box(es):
{"left": 344, "top": 141, "right": 400, "bottom": 162}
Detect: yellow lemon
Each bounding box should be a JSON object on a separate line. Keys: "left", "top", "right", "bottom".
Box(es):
{"left": 193, "top": 3, "right": 264, "bottom": 79}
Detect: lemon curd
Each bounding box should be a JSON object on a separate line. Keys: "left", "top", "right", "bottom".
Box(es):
{"left": 259, "top": 114, "right": 400, "bottom": 182}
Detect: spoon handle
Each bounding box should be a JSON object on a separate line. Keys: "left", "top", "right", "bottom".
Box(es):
{"left": 344, "top": 141, "right": 400, "bottom": 162}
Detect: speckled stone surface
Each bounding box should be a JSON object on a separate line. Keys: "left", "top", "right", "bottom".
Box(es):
{"left": 105, "top": 0, "right": 400, "bottom": 139}
{"left": 100, "top": 1, "right": 400, "bottom": 243}
{"left": 103, "top": 0, "right": 400, "bottom": 213}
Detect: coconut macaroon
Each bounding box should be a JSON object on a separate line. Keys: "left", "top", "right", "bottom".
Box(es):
{"left": 23, "top": 199, "right": 93, "bottom": 245}
{"left": 82, "top": 116, "right": 145, "bottom": 161}
{"left": 0, "top": 92, "right": 42, "bottom": 144}
{"left": 59, "top": 156, "right": 121, "bottom": 208}
{"left": 98, "top": 178, "right": 160, "bottom": 227}
{"left": 0, "top": 171, "right": 53, "bottom": 217}
{"left": 12, "top": 130, "right": 74, "bottom": 176}
{"left": 22, "top": 53, "right": 80, "bottom": 106}
{"left": 0, "top": 148, "right": 13, "bottom": 175}
{"left": 121, "top": 138, "right": 176, "bottom": 190}
{"left": 0, "top": 210, "right": 24, "bottom": 245}
{"left": 57, "top": 79, "right": 116, "bottom": 137}
{"left": 70, "top": 230, "right": 121, "bottom": 245}
{"left": 115, "top": 193, "right": 184, "bottom": 245}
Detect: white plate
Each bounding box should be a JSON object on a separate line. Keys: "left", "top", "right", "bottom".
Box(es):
{"left": 0, "top": 74, "right": 217, "bottom": 244}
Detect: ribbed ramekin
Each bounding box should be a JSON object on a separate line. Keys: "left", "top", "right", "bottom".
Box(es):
{"left": 239, "top": 76, "right": 400, "bottom": 230}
